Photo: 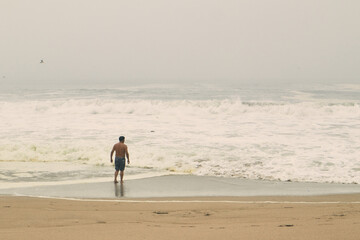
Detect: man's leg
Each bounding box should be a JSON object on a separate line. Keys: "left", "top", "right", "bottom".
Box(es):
{"left": 114, "top": 170, "right": 119, "bottom": 183}
{"left": 120, "top": 171, "right": 124, "bottom": 183}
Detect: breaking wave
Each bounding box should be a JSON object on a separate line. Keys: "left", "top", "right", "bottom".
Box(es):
{"left": 0, "top": 87, "right": 359, "bottom": 184}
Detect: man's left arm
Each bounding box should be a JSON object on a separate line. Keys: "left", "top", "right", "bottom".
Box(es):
{"left": 126, "top": 146, "right": 130, "bottom": 164}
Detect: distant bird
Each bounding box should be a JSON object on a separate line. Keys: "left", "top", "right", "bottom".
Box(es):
{"left": 40, "top": 60, "right": 44, "bottom": 63}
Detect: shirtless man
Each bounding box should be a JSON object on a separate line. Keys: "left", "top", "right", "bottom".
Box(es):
{"left": 110, "top": 136, "right": 130, "bottom": 183}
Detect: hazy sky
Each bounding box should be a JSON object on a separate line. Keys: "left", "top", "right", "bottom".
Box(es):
{"left": 1, "top": 0, "right": 359, "bottom": 87}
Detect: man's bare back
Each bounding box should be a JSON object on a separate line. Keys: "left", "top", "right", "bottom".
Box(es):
{"left": 112, "top": 142, "right": 128, "bottom": 158}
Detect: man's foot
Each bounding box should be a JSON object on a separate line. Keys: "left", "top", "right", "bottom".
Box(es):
{"left": 114, "top": 180, "right": 119, "bottom": 183}
{"left": 120, "top": 180, "right": 124, "bottom": 183}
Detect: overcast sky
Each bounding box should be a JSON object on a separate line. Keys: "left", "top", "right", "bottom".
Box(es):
{"left": 1, "top": 0, "right": 359, "bottom": 87}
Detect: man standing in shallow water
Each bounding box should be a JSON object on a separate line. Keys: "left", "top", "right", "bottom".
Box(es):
{"left": 110, "top": 136, "right": 130, "bottom": 183}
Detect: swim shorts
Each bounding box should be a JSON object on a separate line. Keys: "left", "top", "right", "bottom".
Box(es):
{"left": 115, "top": 157, "right": 126, "bottom": 171}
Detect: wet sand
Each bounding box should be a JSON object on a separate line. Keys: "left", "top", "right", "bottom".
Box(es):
{"left": 2, "top": 175, "right": 360, "bottom": 199}
{"left": 1, "top": 194, "right": 360, "bottom": 240}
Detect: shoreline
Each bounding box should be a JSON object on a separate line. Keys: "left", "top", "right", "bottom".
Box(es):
{"left": 2, "top": 193, "right": 360, "bottom": 204}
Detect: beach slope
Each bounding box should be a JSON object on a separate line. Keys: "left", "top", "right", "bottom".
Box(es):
{"left": 1, "top": 195, "right": 360, "bottom": 240}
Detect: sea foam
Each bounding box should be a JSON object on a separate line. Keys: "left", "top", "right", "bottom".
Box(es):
{"left": 0, "top": 85, "right": 359, "bottom": 184}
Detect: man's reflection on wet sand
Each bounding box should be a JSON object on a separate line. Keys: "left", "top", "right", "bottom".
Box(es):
{"left": 114, "top": 183, "right": 125, "bottom": 197}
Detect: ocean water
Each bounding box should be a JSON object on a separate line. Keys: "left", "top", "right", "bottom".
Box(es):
{"left": 0, "top": 82, "right": 359, "bottom": 188}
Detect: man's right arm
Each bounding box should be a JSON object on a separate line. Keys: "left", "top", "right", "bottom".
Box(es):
{"left": 110, "top": 146, "right": 115, "bottom": 162}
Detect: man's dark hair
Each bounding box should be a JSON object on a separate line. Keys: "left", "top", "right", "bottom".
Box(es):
{"left": 119, "top": 136, "right": 125, "bottom": 142}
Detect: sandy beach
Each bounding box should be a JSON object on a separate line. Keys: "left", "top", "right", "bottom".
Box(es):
{"left": 1, "top": 175, "right": 360, "bottom": 239}
{"left": 1, "top": 194, "right": 360, "bottom": 240}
